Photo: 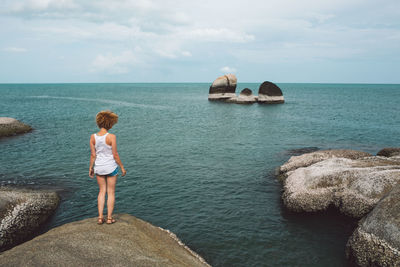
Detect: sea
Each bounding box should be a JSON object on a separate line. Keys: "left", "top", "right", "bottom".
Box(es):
{"left": 1, "top": 83, "right": 399, "bottom": 266}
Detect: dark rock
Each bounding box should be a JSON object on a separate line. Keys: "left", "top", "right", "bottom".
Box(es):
{"left": 257, "top": 81, "right": 284, "bottom": 104}
{"left": 0, "top": 117, "right": 32, "bottom": 137}
{"left": 0, "top": 188, "right": 60, "bottom": 252}
{"left": 0, "top": 213, "right": 210, "bottom": 267}
{"left": 377, "top": 147, "right": 400, "bottom": 158}
{"left": 346, "top": 183, "right": 400, "bottom": 266}
{"left": 208, "top": 74, "right": 237, "bottom": 101}
{"left": 285, "top": 147, "right": 320, "bottom": 156}
{"left": 234, "top": 88, "right": 257, "bottom": 104}
{"left": 240, "top": 88, "right": 252, "bottom": 96}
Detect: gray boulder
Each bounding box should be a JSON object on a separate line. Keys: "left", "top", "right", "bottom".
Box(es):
{"left": 0, "top": 117, "right": 32, "bottom": 137}
{"left": 377, "top": 147, "right": 400, "bottom": 158}
{"left": 208, "top": 74, "right": 237, "bottom": 101}
{"left": 346, "top": 183, "right": 400, "bottom": 266}
{"left": 235, "top": 88, "right": 257, "bottom": 104}
{"left": 257, "top": 81, "right": 284, "bottom": 104}
{"left": 278, "top": 149, "right": 371, "bottom": 178}
{"left": 0, "top": 213, "right": 210, "bottom": 267}
{"left": 0, "top": 188, "right": 60, "bottom": 251}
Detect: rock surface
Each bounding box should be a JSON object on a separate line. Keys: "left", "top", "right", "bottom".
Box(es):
{"left": 208, "top": 74, "right": 237, "bottom": 101}
{"left": 0, "top": 213, "right": 210, "bottom": 267}
{"left": 257, "top": 81, "right": 284, "bottom": 104}
{"left": 377, "top": 147, "right": 400, "bottom": 158}
{"left": 235, "top": 88, "right": 257, "bottom": 104}
{"left": 0, "top": 117, "right": 32, "bottom": 137}
{"left": 0, "top": 187, "right": 60, "bottom": 252}
{"left": 346, "top": 183, "right": 400, "bottom": 266}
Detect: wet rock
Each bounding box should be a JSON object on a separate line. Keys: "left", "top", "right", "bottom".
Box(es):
{"left": 257, "top": 81, "right": 284, "bottom": 104}
{"left": 208, "top": 74, "right": 237, "bottom": 101}
{"left": 279, "top": 149, "right": 372, "bottom": 177}
{"left": 377, "top": 147, "right": 400, "bottom": 158}
{"left": 281, "top": 156, "right": 400, "bottom": 218}
{"left": 0, "top": 188, "right": 60, "bottom": 252}
{"left": 0, "top": 213, "right": 210, "bottom": 267}
{"left": 0, "top": 117, "right": 32, "bottom": 137}
{"left": 346, "top": 183, "right": 400, "bottom": 266}
{"left": 235, "top": 88, "right": 257, "bottom": 104}
{"left": 285, "top": 147, "right": 320, "bottom": 156}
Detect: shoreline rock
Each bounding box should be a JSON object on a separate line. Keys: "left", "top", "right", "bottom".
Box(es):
{"left": 0, "top": 187, "right": 60, "bottom": 252}
{"left": 346, "top": 183, "right": 400, "bottom": 266}
{"left": 0, "top": 213, "right": 211, "bottom": 267}
{"left": 0, "top": 117, "right": 32, "bottom": 138}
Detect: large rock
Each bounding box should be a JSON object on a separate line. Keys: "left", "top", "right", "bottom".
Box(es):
{"left": 377, "top": 147, "right": 400, "bottom": 158}
{"left": 0, "top": 214, "right": 211, "bottom": 267}
{"left": 208, "top": 74, "right": 237, "bottom": 101}
{"left": 0, "top": 117, "right": 32, "bottom": 137}
{"left": 257, "top": 81, "right": 284, "bottom": 104}
{"left": 0, "top": 188, "right": 60, "bottom": 252}
{"left": 346, "top": 183, "right": 400, "bottom": 266}
{"left": 282, "top": 156, "right": 400, "bottom": 218}
{"left": 278, "top": 149, "right": 372, "bottom": 178}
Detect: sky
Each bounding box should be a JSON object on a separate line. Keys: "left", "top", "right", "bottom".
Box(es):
{"left": 1, "top": 0, "right": 399, "bottom": 83}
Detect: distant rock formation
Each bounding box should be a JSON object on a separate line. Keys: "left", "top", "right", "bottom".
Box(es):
{"left": 208, "top": 74, "right": 237, "bottom": 101}
{"left": 346, "top": 183, "right": 400, "bottom": 266}
{"left": 0, "top": 187, "right": 60, "bottom": 252}
{"left": 236, "top": 88, "right": 257, "bottom": 104}
{"left": 257, "top": 81, "right": 284, "bottom": 104}
{"left": 0, "top": 213, "right": 211, "bottom": 267}
{"left": 0, "top": 117, "right": 32, "bottom": 137}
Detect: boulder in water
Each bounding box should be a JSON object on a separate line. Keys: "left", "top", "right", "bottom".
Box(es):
{"left": 0, "top": 187, "right": 60, "bottom": 251}
{"left": 0, "top": 213, "right": 210, "bottom": 267}
{"left": 377, "top": 147, "right": 400, "bottom": 158}
{"left": 257, "top": 81, "right": 284, "bottom": 104}
{"left": 0, "top": 117, "right": 32, "bottom": 137}
{"left": 235, "top": 88, "right": 257, "bottom": 104}
{"left": 346, "top": 183, "right": 400, "bottom": 266}
{"left": 208, "top": 74, "right": 237, "bottom": 101}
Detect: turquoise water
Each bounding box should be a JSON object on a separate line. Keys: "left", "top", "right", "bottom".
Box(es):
{"left": 1, "top": 83, "right": 399, "bottom": 266}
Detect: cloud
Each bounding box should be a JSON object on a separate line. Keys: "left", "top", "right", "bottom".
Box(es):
{"left": 91, "top": 50, "right": 138, "bottom": 74}
{"left": 3, "top": 47, "right": 28, "bottom": 53}
{"left": 220, "top": 66, "right": 237, "bottom": 73}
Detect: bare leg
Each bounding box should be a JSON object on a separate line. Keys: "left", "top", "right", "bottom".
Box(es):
{"left": 106, "top": 175, "right": 117, "bottom": 222}
{"left": 96, "top": 175, "right": 107, "bottom": 220}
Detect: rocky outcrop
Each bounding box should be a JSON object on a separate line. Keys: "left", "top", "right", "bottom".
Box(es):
{"left": 0, "top": 117, "right": 32, "bottom": 137}
{"left": 377, "top": 147, "right": 400, "bottom": 158}
{"left": 346, "top": 183, "right": 400, "bottom": 266}
{"left": 0, "top": 213, "right": 210, "bottom": 267}
{"left": 257, "top": 81, "right": 284, "bottom": 104}
{"left": 282, "top": 156, "right": 400, "bottom": 218}
{"left": 235, "top": 88, "right": 257, "bottom": 104}
{"left": 278, "top": 149, "right": 371, "bottom": 178}
{"left": 208, "top": 74, "right": 237, "bottom": 101}
{"left": 0, "top": 188, "right": 60, "bottom": 252}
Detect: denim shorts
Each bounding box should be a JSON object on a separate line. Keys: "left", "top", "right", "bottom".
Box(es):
{"left": 106, "top": 167, "right": 118, "bottom": 177}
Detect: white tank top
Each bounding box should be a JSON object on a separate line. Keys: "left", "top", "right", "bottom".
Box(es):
{"left": 94, "top": 133, "right": 118, "bottom": 175}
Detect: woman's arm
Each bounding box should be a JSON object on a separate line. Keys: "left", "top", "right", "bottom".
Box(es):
{"left": 89, "top": 134, "right": 96, "bottom": 178}
{"left": 110, "top": 134, "right": 126, "bottom": 176}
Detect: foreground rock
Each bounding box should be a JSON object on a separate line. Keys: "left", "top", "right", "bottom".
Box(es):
{"left": 0, "top": 187, "right": 59, "bottom": 251}
{"left": 278, "top": 149, "right": 371, "bottom": 177}
{"left": 346, "top": 183, "right": 400, "bottom": 266}
{"left": 0, "top": 213, "right": 210, "bottom": 267}
{"left": 0, "top": 117, "right": 32, "bottom": 137}
{"left": 257, "top": 81, "right": 284, "bottom": 104}
{"left": 208, "top": 74, "right": 237, "bottom": 101}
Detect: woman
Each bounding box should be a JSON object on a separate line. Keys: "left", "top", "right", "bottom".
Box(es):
{"left": 89, "top": 110, "right": 126, "bottom": 224}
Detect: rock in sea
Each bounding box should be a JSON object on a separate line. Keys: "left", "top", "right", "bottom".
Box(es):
{"left": 0, "top": 213, "right": 211, "bottom": 267}
{"left": 208, "top": 74, "right": 237, "bottom": 101}
{"left": 257, "top": 81, "right": 284, "bottom": 104}
{"left": 377, "top": 147, "right": 400, "bottom": 158}
{"left": 0, "top": 187, "right": 60, "bottom": 252}
{"left": 346, "top": 183, "right": 400, "bottom": 266}
{"left": 0, "top": 117, "right": 32, "bottom": 137}
{"left": 235, "top": 88, "right": 257, "bottom": 104}
{"left": 278, "top": 150, "right": 400, "bottom": 218}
